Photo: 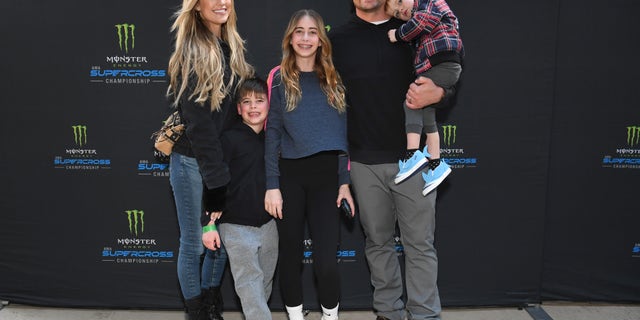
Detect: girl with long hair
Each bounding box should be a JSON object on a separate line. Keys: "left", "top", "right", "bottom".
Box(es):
{"left": 264, "top": 9, "right": 355, "bottom": 320}
{"left": 167, "top": 1, "right": 253, "bottom": 319}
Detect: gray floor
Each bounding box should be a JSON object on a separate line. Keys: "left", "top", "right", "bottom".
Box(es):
{"left": 2, "top": 302, "right": 640, "bottom": 320}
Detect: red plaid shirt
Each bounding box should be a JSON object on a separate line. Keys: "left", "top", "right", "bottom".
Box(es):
{"left": 396, "top": 0, "right": 464, "bottom": 74}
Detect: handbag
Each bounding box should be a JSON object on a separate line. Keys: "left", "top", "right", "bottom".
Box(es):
{"left": 151, "top": 109, "right": 184, "bottom": 162}
{"left": 151, "top": 67, "right": 279, "bottom": 160}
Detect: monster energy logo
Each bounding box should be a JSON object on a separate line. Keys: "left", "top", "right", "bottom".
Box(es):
{"left": 115, "top": 23, "right": 135, "bottom": 53}
{"left": 125, "top": 210, "right": 145, "bottom": 236}
{"left": 442, "top": 125, "right": 457, "bottom": 146}
{"left": 72, "top": 125, "right": 87, "bottom": 146}
{"left": 627, "top": 126, "right": 640, "bottom": 146}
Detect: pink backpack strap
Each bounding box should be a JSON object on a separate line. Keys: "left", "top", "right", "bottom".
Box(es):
{"left": 266, "top": 65, "right": 281, "bottom": 102}
{"left": 265, "top": 65, "right": 281, "bottom": 130}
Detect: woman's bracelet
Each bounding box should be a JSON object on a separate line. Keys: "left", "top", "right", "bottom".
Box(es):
{"left": 202, "top": 224, "right": 217, "bottom": 233}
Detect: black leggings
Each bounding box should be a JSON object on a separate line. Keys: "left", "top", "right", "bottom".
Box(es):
{"left": 277, "top": 151, "right": 340, "bottom": 308}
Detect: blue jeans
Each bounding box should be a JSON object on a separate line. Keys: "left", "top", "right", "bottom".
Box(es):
{"left": 170, "top": 152, "right": 228, "bottom": 300}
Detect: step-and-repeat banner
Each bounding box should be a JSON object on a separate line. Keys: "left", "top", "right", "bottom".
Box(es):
{"left": 1, "top": 0, "right": 638, "bottom": 310}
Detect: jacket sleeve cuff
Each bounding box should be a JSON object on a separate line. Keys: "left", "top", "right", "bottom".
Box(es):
{"left": 432, "top": 85, "right": 457, "bottom": 109}
{"left": 203, "top": 185, "right": 226, "bottom": 213}
{"left": 338, "top": 154, "right": 351, "bottom": 185}
{"left": 395, "top": 29, "right": 406, "bottom": 42}
{"left": 266, "top": 176, "right": 280, "bottom": 190}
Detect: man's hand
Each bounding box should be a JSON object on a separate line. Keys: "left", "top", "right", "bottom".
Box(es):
{"left": 406, "top": 76, "right": 445, "bottom": 109}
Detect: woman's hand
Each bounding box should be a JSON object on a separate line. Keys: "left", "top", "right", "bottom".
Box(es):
{"left": 202, "top": 222, "right": 221, "bottom": 251}
{"left": 208, "top": 211, "right": 223, "bottom": 222}
{"left": 336, "top": 184, "right": 355, "bottom": 218}
{"left": 265, "top": 189, "right": 284, "bottom": 219}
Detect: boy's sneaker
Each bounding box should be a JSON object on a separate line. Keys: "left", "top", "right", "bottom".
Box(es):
{"left": 421, "top": 160, "right": 451, "bottom": 196}
{"left": 394, "top": 147, "right": 430, "bottom": 184}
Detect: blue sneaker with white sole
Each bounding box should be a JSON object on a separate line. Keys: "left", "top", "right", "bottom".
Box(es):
{"left": 421, "top": 160, "right": 451, "bottom": 195}
{"left": 394, "top": 147, "right": 431, "bottom": 184}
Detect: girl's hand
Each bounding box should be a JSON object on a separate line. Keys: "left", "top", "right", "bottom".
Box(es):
{"left": 336, "top": 184, "right": 355, "bottom": 218}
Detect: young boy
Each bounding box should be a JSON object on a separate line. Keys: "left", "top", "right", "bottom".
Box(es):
{"left": 202, "top": 78, "right": 278, "bottom": 319}
{"left": 385, "top": 0, "right": 464, "bottom": 195}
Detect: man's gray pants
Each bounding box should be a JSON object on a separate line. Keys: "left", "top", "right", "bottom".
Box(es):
{"left": 351, "top": 161, "right": 441, "bottom": 320}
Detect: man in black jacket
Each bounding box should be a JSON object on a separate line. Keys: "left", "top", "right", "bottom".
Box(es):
{"left": 330, "top": 1, "right": 456, "bottom": 319}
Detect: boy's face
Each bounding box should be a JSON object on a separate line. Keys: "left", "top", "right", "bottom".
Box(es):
{"left": 237, "top": 91, "right": 268, "bottom": 129}
{"left": 385, "top": 0, "right": 414, "bottom": 21}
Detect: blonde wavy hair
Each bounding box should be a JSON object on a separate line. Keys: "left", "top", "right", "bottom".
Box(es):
{"left": 280, "top": 9, "right": 347, "bottom": 113}
{"left": 167, "top": 0, "right": 254, "bottom": 111}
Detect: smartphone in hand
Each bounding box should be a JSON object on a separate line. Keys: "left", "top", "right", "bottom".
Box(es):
{"left": 340, "top": 198, "right": 353, "bottom": 219}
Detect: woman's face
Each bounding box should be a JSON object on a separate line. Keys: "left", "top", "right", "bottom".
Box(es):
{"left": 290, "top": 15, "right": 320, "bottom": 60}
{"left": 195, "top": 0, "right": 232, "bottom": 35}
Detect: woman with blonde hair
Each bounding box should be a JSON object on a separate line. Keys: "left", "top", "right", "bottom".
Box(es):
{"left": 166, "top": 0, "right": 253, "bottom": 319}
{"left": 264, "top": 9, "right": 355, "bottom": 320}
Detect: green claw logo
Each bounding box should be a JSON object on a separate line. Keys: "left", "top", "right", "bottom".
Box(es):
{"left": 325, "top": 25, "right": 331, "bottom": 32}
{"left": 125, "top": 210, "right": 145, "bottom": 236}
{"left": 627, "top": 126, "right": 640, "bottom": 147}
{"left": 115, "top": 23, "right": 135, "bottom": 53}
{"left": 72, "top": 125, "right": 87, "bottom": 147}
{"left": 442, "top": 125, "right": 457, "bottom": 146}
